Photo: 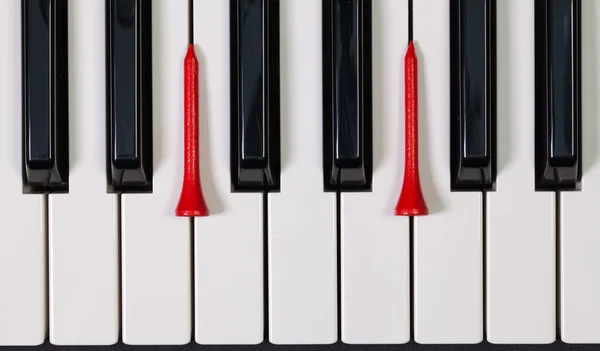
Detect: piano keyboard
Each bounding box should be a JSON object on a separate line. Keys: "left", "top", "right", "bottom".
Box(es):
{"left": 0, "top": 0, "right": 598, "bottom": 348}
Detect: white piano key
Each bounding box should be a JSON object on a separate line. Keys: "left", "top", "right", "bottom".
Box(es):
{"left": 121, "top": 0, "right": 191, "bottom": 344}
{"left": 560, "top": 0, "right": 600, "bottom": 343}
{"left": 340, "top": 0, "right": 410, "bottom": 344}
{"left": 49, "top": 0, "right": 119, "bottom": 344}
{"left": 0, "top": 0, "right": 46, "bottom": 345}
{"left": 487, "top": 0, "right": 556, "bottom": 343}
{"left": 412, "top": 0, "right": 483, "bottom": 344}
{"left": 268, "top": 0, "right": 337, "bottom": 344}
{"left": 193, "top": 0, "right": 264, "bottom": 345}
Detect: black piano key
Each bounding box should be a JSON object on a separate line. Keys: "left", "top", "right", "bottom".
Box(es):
{"left": 535, "top": 0, "right": 581, "bottom": 191}
{"left": 323, "top": 0, "right": 372, "bottom": 191}
{"left": 230, "top": 0, "right": 280, "bottom": 192}
{"left": 106, "top": 0, "right": 152, "bottom": 193}
{"left": 22, "top": 0, "right": 69, "bottom": 194}
{"left": 450, "top": 0, "right": 496, "bottom": 191}
{"left": 334, "top": 1, "right": 359, "bottom": 166}
{"left": 240, "top": 0, "right": 265, "bottom": 168}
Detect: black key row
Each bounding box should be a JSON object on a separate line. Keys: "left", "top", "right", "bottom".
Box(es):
{"left": 21, "top": 0, "right": 582, "bottom": 194}
{"left": 23, "top": 0, "right": 153, "bottom": 194}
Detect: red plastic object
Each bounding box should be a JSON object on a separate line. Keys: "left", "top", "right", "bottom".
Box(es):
{"left": 176, "top": 45, "right": 210, "bottom": 217}
{"left": 395, "top": 42, "right": 429, "bottom": 216}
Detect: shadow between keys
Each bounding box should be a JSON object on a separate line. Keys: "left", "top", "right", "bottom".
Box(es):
{"left": 195, "top": 46, "right": 224, "bottom": 215}
{"left": 413, "top": 42, "right": 445, "bottom": 214}
{"left": 581, "top": 2, "right": 599, "bottom": 176}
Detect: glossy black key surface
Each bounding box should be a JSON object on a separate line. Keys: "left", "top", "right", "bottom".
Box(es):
{"left": 240, "top": 0, "right": 265, "bottom": 167}
{"left": 231, "top": 0, "right": 280, "bottom": 192}
{"left": 22, "top": 0, "right": 69, "bottom": 193}
{"left": 107, "top": 0, "right": 152, "bottom": 193}
{"left": 323, "top": 0, "right": 372, "bottom": 191}
{"left": 535, "top": 0, "right": 581, "bottom": 190}
{"left": 450, "top": 0, "right": 496, "bottom": 191}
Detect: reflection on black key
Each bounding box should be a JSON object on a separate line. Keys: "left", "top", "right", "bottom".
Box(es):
{"left": 323, "top": 0, "right": 372, "bottom": 191}
{"left": 231, "top": 0, "right": 280, "bottom": 192}
{"left": 240, "top": 0, "right": 265, "bottom": 168}
{"left": 535, "top": 0, "right": 581, "bottom": 190}
{"left": 450, "top": 0, "right": 496, "bottom": 191}
{"left": 107, "top": 0, "right": 152, "bottom": 193}
{"left": 22, "top": 0, "right": 69, "bottom": 194}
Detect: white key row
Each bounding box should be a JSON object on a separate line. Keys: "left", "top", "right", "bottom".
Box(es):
{"left": 0, "top": 0, "right": 599, "bottom": 346}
